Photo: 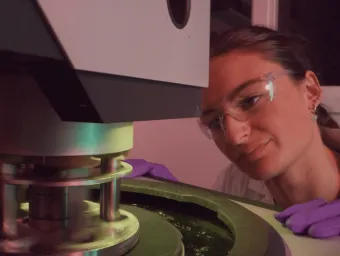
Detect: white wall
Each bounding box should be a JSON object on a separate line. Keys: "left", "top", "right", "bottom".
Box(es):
{"left": 321, "top": 86, "right": 340, "bottom": 118}
{"left": 127, "top": 18, "right": 234, "bottom": 189}
{"left": 128, "top": 118, "right": 231, "bottom": 189}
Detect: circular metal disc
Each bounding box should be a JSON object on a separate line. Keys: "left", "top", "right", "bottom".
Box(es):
{"left": 2, "top": 162, "right": 132, "bottom": 187}
{"left": 122, "top": 205, "right": 184, "bottom": 256}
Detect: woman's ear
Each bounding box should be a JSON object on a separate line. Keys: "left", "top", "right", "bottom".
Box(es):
{"left": 304, "top": 70, "right": 322, "bottom": 109}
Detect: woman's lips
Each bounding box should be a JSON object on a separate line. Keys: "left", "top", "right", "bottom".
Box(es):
{"left": 241, "top": 140, "right": 271, "bottom": 161}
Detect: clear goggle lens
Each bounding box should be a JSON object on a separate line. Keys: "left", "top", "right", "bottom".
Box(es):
{"left": 198, "top": 79, "right": 275, "bottom": 139}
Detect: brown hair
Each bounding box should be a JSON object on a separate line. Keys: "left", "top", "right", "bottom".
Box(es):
{"left": 211, "top": 25, "right": 338, "bottom": 128}
{"left": 316, "top": 104, "right": 339, "bottom": 128}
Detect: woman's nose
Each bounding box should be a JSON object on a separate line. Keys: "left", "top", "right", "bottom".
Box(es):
{"left": 222, "top": 115, "right": 251, "bottom": 145}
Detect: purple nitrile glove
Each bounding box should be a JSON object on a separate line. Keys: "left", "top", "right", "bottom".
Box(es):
{"left": 275, "top": 198, "right": 340, "bottom": 238}
{"left": 122, "top": 159, "right": 178, "bottom": 182}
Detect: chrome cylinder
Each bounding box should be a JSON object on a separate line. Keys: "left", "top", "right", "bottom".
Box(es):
{"left": 100, "top": 158, "right": 121, "bottom": 221}
{"left": 28, "top": 186, "right": 81, "bottom": 232}
{"left": 0, "top": 163, "right": 18, "bottom": 239}
{"left": 0, "top": 160, "right": 138, "bottom": 255}
{"left": 0, "top": 183, "right": 18, "bottom": 239}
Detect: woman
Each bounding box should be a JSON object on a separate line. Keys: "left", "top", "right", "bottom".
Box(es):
{"left": 199, "top": 25, "right": 340, "bottom": 238}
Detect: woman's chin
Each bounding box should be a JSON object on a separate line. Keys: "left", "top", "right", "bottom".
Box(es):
{"left": 239, "top": 158, "right": 282, "bottom": 181}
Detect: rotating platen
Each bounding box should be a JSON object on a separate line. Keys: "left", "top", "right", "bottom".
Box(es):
{"left": 0, "top": 1, "right": 290, "bottom": 255}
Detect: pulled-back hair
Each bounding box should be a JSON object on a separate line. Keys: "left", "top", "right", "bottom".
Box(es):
{"left": 210, "top": 25, "right": 338, "bottom": 128}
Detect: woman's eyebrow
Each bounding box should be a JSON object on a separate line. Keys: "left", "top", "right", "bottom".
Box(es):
{"left": 201, "top": 76, "right": 262, "bottom": 117}
{"left": 227, "top": 77, "right": 261, "bottom": 101}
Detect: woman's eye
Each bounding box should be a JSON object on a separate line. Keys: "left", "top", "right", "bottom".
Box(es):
{"left": 208, "top": 118, "right": 222, "bottom": 130}
{"left": 238, "top": 95, "right": 261, "bottom": 110}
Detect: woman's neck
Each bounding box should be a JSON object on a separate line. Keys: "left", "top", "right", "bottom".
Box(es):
{"left": 266, "top": 130, "right": 340, "bottom": 208}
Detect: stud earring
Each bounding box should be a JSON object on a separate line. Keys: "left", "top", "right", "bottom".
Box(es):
{"left": 311, "top": 105, "right": 318, "bottom": 121}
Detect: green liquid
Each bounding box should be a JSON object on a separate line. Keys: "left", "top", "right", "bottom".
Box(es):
{"left": 128, "top": 201, "right": 234, "bottom": 256}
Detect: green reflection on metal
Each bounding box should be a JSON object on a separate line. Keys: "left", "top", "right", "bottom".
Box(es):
{"left": 74, "top": 122, "right": 133, "bottom": 154}
{"left": 75, "top": 123, "right": 103, "bottom": 150}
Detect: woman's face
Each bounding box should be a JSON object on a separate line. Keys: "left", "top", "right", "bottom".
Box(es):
{"left": 202, "top": 51, "right": 321, "bottom": 180}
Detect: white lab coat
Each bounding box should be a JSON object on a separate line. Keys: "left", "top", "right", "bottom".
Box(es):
{"left": 213, "top": 164, "right": 274, "bottom": 204}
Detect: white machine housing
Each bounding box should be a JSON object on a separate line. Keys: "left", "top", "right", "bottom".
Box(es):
{"left": 0, "top": 0, "right": 210, "bottom": 124}
{"left": 37, "top": 0, "right": 210, "bottom": 88}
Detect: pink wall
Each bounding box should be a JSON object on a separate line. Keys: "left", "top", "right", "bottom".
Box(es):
{"left": 129, "top": 118, "right": 231, "bottom": 189}
{"left": 128, "top": 17, "right": 234, "bottom": 189}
